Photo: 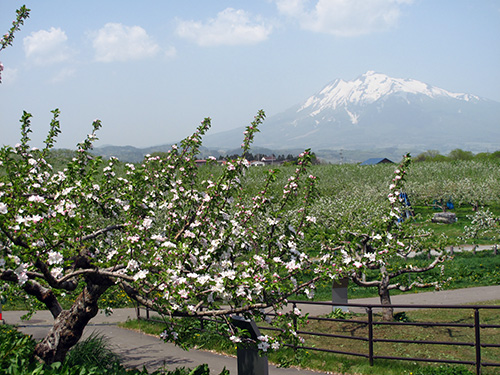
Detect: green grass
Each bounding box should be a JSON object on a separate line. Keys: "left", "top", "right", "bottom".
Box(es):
{"left": 413, "top": 204, "right": 500, "bottom": 244}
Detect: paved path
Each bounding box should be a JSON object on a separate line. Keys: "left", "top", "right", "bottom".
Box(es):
{"left": 3, "top": 285, "right": 500, "bottom": 374}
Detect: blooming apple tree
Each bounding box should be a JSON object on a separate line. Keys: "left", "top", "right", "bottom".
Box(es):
{"left": 0, "top": 108, "right": 324, "bottom": 363}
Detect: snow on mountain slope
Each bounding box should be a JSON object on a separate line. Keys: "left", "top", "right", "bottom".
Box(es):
{"left": 299, "top": 71, "right": 479, "bottom": 118}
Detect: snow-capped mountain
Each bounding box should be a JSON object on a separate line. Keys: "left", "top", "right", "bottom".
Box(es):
{"left": 201, "top": 71, "right": 500, "bottom": 156}
{"left": 299, "top": 71, "right": 478, "bottom": 122}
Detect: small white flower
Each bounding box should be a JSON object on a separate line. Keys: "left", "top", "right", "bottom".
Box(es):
{"left": 28, "top": 195, "right": 46, "bottom": 203}
{"left": 142, "top": 217, "right": 153, "bottom": 229}
{"left": 133, "top": 269, "right": 149, "bottom": 281}
{"left": 51, "top": 267, "right": 64, "bottom": 279}
{"left": 230, "top": 335, "right": 242, "bottom": 343}
{"left": 106, "top": 249, "right": 118, "bottom": 260}
{"left": 47, "top": 251, "right": 64, "bottom": 265}
{"left": 127, "top": 259, "right": 139, "bottom": 271}
{"left": 0, "top": 202, "right": 7, "bottom": 214}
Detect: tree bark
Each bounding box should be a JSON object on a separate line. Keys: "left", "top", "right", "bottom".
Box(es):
{"left": 378, "top": 268, "right": 393, "bottom": 321}
{"left": 34, "top": 276, "right": 113, "bottom": 364}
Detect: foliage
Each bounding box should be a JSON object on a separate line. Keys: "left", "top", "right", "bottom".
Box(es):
{"left": 415, "top": 148, "right": 500, "bottom": 163}
{"left": 0, "top": 323, "right": 36, "bottom": 370}
{"left": 326, "top": 307, "right": 349, "bottom": 319}
{"left": 65, "top": 332, "right": 122, "bottom": 371}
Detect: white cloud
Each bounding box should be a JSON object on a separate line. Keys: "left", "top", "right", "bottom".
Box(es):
{"left": 51, "top": 67, "right": 76, "bottom": 83}
{"left": 164, "top": 46, "right": 177, "bottom": 60}
{"left": 23, "top": 27, "right": 73, "bottom": 64}
{"left": 274, "top": 0, "right": 413, "bottom": 36}
{"left": 92, "top": 23, "right": 160, "bottom": 62}
{"left": 176, "top": 8, "right": 273, "bottom": 46}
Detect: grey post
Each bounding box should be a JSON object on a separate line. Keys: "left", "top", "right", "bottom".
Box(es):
{"left": 332, "top": 277, "right": 349, "bottom": 312}
{"left": 231, "top": 315, "right": 269, "bottom": 375}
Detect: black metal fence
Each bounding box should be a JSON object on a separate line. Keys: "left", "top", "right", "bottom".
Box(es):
{"left": 137, "top": 301, "right": 500, "bottom": 375}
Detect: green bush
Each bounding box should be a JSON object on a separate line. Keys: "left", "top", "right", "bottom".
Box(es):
{"left": 65, "top": 332, "right": 122, "bottom": 371}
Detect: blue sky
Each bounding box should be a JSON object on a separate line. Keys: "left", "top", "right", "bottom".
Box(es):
{"left": 1, "top": 0, "right": 499, "bottom": 149}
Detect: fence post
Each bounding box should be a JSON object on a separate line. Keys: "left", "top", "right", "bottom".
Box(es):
{"left": 292, "top": 302, "right": 298, "bottom": 353}
{"left": 368, "top": 307, "right": 374, "bottom": 366}
{"left": 200, "top": 307, "right": 204, "bottom": 331}
{"left": 474, "top": 308, "right": 481, "bottom": 375}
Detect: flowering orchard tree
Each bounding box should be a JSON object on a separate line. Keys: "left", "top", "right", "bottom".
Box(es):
{"left": 317, "top": 155, "right": 450, "bottom": 321}
{"left": 463, "top": 208, "right": 499, "bottom": 253}
{"left": 0, "top": 109, "right": 326, "bottom": 363}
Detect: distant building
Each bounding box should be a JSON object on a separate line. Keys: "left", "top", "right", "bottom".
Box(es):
{"left": 360, "top": 158, "right": 394, "bottom": 165}
{"left": 195, "top": 159, "right": 207, "bottom": 166}
{"left": 251, "top": 161, "right": 266, "bottom": 167}
{"left": 261, "top": 156, "right": 276, "bottom": 165}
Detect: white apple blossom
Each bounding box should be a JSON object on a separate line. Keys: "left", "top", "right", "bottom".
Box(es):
{"left": 51, "top": 267, "right": 64, "bottom": 279}
{"left": 28, "top": 195, "right": 46, "bottom": 203}
{"left": 133, "top": 269, "right": 149, "bottom": 281}
{"left": 47, "top": 251, "right": 63, "bottom": 265}
{"left": 127, "top": 259, "right": 139, "bottom": 271}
